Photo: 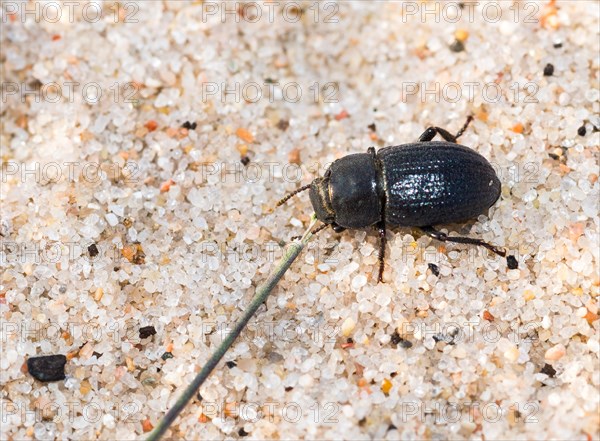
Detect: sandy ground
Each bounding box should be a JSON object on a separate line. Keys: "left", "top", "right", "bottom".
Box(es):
{"left": 1, "top": 1, "right": 599, "bottom": 440}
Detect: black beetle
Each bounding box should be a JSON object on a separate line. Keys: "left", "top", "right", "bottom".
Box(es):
{"left": 277, "top": 116, "right": 515, "bottom": 281}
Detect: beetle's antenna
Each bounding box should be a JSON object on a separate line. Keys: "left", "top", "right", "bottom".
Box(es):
{"left": 275, "top": 184, "right": 311, "bottom": 208}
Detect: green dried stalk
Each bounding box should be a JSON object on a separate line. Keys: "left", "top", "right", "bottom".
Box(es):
{"left": 147, "top": 214, "right": 318, "bottom": 441}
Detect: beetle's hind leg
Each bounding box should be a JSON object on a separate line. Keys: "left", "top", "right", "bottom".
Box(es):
{"left": 420, "top": 225, "right": 518, "bottom": 269}
{"left": 419, "top": 127, "right": 457, "bottom": 143}
{"left": 418, "top": 115, "right": 474, "bottom": 143}
{"left": 420, "top": 225, "right": 506, "bottom": 256}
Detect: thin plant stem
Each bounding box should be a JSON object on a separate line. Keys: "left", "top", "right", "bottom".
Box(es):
{"left": 147, "top": 214, "right": 319, "bottom": 441}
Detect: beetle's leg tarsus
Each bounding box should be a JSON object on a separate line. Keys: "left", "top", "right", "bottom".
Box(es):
{"left": 418, "top": 115, "right": 474, "bottom": 143}
{"left": 454, "top": 115, "right": 474, "bottom": 140}
{"left": 420, "top": 225, "right": 507, "bottom": 257}
{"left": 377, "top": 221, "right": 387, "bottom": 283}
{"left": 332, "top": 223, "right": 346, "bottom": 233}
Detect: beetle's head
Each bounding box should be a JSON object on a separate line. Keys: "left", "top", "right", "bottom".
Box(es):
{"left": 309, "top": 172, "right": 335, "bottom": 225}
{"left": 277, "top": 153, "right": 380, "bottom": 229}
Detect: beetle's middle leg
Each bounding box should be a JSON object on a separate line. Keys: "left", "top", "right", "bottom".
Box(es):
{"left": 420, "top": 225, "right": 507, "bottom": 257}
{"left": 418, "top": 115, "right": 474, "bottom": 143}
{"left": 377, "top": 221, "right": 387, "bottom": 283}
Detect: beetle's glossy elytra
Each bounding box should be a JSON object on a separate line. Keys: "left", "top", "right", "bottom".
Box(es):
{"left": 379, "top": 142, "right": 500, "bottom": 226}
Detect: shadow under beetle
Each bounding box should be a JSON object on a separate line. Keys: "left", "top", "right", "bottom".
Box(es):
{"left": 277, "top": 116, "right": 517, "bottom": 282}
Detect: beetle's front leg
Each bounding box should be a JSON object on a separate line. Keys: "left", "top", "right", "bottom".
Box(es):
{"left": 377, "top": 221, "right": 387, "bottom": 283}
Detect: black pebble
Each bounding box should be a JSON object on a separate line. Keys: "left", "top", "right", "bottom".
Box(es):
{"left": 238, "top": 428, "right": 249, "bottom": 437}
{"left": 367, "top": 123, "right": 377, "bottom": 132}
{"left": 240, "top": 156, "right": 250, "bottom": 166}
{"left": 543, "top": 63, "right": 554, "bottom": 76}
{"left": 276, "top": 119, "right": 290, "bottom": 131}
{"left": 161, "top": 352, "right": 173, "bottom": 360}
{"left": 139, "top": 325, "right": 157, "bottom": 339}
{"left": 284, "top": 386, "right": 293, "bottom": 391}
{"left": 226, "top": 360, "right": 237, "bottom": 369}
{"left": 399, "top": 339, "right": 413, "bottom": 349}
{"left": 428, "top": 263, "right": 440, "bottom": 277}
{"left": 87, "top": 243, "right": 99, "bottom": 257}
{"left": 27, "top": 355, "right": 66, "bottom": 382}
{"left": 390, "top": 331, "right": 402, "bottom": 345}
{"left": 507, "top": 255, "right": 519, "bottom": 270}
{"left": 182, "top": 121, "right": 197, "bottom": 130}
{"left": 433, "top": 333, "right": 456, "bottom": 345}
{"left": 553, "top": 42, "right": 563, "bottom": 49}
{"left": 390, "top": 331, "right": 413, "bottom": 348}
{"left": 449, "top": 40, "right": 465, "bottom": 53}
{"left": 578, "top": 125, "right": 587, "bottom": 136}
{"left": 540, "top": 363, "right": 557, "bottom": 378}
